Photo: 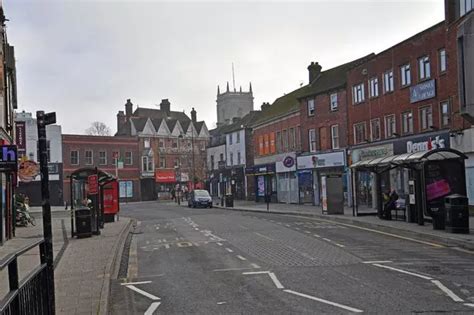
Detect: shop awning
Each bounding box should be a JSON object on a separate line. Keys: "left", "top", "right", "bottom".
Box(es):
{"left": 350, "top": 148, "right": 467, "bottom": 172}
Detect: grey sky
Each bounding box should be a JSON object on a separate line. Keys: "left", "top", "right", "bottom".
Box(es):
{"left": 7, "top": 0, "right": 443, "bottom": 134}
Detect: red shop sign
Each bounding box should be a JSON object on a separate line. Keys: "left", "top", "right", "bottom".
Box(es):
{"left": 155, "top": 169, "right": 176, "bottom": 183}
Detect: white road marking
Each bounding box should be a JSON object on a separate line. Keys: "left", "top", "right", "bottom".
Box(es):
{"left": 213, "top": 267, "right": 256, "bottom": 272}
{"left": 242, "top": 271, "right": 271, "bottom": 275}
{"left": 121, "top": 281, "right": 152, "bottom": 286}
{"left": 217, "top": 242, "right": 223, "bottom": 246}
{"left": 250, "top": 263, "right": 261, "bottom": 269}
{"left": 225, "top": 248, "right": 234, "bottom": 253}
{"left": 363, "top": 261, "right": 392, "bottom": 264}
{"left": 268, "top": 272, "right": 284, "bottom": 289}
{"left": 177, "top": 242, "right": 193, "bottom": 248}
{"left": 254, "top": 232, "right": 274, "bottom": 241}
{"left": 304, "top": 231, "right": 311, "bottom": 234}
{"left": 335, "top": 243, "right": 345, "bottom": 248}
{"left": 217, "top": 302, "right": 227, "bottom": 305}
{"left": 164, "top": 244, "right": 170, "bottom": 249}
{"left": 144, "top": 302, "right": 161, "bottom": 315}
{"left": 236, "top": 255, "right": 247, "bottom": 261}
{"left": 284, "top": 289, "right": 363, "bottom": 313}
{"left": 372, "top": 263, "right": 433, "bottom": 280}
{"left": 285, "top": 215, "right": 445, "bottom": 248}
{"left": 313, "top": 234, "right": 321, "bottom": 238}
{"left": 125, "top": 285, "right": 160, "bottom": 301}
{"left": 464, "top": 303, "right": 474, "bottom": 308}
{"left": 431, "top": 280, "right": 464, "bottom": 302}
{"left": 323, "top": 238, "right": 332, "bottom": 242}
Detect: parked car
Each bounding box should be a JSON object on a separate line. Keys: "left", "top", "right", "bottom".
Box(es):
{"left": 188, "top": 190, "right": 213, "bottom": 208}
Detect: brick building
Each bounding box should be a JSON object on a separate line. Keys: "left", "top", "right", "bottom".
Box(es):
{"left": 297, "top": 57, "right": 371, "bottom": 205}
{"left": 62, "top": 135, "right": 140, "bottom": 203}
{"left": 250, "top": 89, "right": 304, "bottom": 203}
{"left": 346, "top": 16, "right": 466, "bottom": 210}
{"left": 116, "top": 99, "right": 210, "bottom": 200}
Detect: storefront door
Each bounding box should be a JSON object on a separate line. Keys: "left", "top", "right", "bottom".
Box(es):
{"left": 298, "top": 170, "right": 313, "bottom": 204}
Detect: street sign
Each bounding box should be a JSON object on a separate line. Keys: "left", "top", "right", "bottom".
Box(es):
{"left": 88, "top": 174, "right": 99, "bottom": 195}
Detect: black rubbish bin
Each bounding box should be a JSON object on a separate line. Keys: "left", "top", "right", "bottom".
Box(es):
{"left": 431, "top": 207, "right": 445, "bottom": 230}
{"left": 445, "top": 194, "right": 469, "bottom": 234}
{"left": 75, "top": 207, "right": 92, "bottom": 238}
{"left": 225, "top": 194, "right": 234, "bottom": 207}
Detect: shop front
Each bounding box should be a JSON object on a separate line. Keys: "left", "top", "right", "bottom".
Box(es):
{"left": 297, "top": 151, "right": 346, "bottom": 206}
{"left": 245, "top": 163, "right": 276, "bottom": 202}
{"left": 0, "top": 145, "right": 17, "bottom": 244}
{"left": 276, "top": 153, "right": 298, "bottom": 204}
{"left": 155, "top": 169, "right": 176, "bottom": 199}
{"left": 350, "top": 131, "right": 451, "bottom": 215}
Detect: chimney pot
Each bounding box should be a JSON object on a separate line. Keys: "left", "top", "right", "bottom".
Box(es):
{"left": 307, "top": 62, "right": 322, "bottom": 83}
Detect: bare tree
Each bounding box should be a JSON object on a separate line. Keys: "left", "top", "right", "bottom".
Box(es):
{"left": 85, "top": 121, "right": 111, "bottom": 136}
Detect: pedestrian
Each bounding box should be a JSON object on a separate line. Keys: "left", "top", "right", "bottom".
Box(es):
{"left": 171, "top": 188, "right": 176, "bottom": 201}
{"left": 383, "top": 189, "right": 398, "bottom": 220}
{"left": 184, "top": 186, "right": 189, "bottom": 201}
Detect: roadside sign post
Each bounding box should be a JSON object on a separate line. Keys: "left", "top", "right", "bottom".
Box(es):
{"left": 37, "top": 110, "right": 56, "bottom": 315}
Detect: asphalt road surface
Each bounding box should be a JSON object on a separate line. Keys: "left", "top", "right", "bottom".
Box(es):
{"left": 109, "top": 201, "right": 474, "bottom": 314}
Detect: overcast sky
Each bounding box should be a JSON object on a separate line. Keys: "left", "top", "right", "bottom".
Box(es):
{"left": 6, "top": 0, "right": 443, "bottom": 134}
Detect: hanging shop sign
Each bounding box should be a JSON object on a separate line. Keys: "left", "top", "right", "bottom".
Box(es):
{"left": 18, "top": 159, "right": 40, "bottom": 182}
{"left": 351, "top": 144, "right": 394, "bottom": 163}
{"left": 15, "top": 122, "right": 26, "bottom": 154}
{"left": 0, "top": 145, "right": 17, "bottom": 172}
{"left": 410, "top": 79, "right": 436, "bottom": 103}
{"left": 297, "top": 151, "right": 345, "bottom": 170}
{"left": 88, "top": 174, "right": 99, "bottom": 195}
{"left": 155, "top": 169, "right": 176, "bottom": 183}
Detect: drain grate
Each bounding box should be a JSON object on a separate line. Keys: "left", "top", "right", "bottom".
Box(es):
{"left": 117, "top": 231, "right": 133, "bottom": 279}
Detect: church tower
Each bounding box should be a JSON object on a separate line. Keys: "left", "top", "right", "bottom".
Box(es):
{"left": 216, "top": 82, "right": 254, "bottom": 126}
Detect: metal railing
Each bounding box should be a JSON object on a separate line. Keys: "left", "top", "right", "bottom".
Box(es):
{"left": 0, "top": 239, "right": 53, "bottom": 315}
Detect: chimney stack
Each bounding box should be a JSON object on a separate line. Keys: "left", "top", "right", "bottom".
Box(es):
{"left": 191, "top": 107, "right": 197, "bottom": 122}
{"left": 307, "top": 62, "right": 322, "bottom": 83}
{"left": 160, "top": 99, "right": 171, "bottom": 115}
{"left": 261, "top": 102, "right": 270, "bottom": 111}
{"left": 125, "top": 99, "right": 133, "bottom": 119}
{"left": 232, "top": 117, "right": 239, "bottom": 124}
{"left": 117, "top": 110, "right": 126, "bottom": 134}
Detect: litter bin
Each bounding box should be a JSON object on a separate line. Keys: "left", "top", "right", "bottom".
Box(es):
{"left": 225, "top": 194, "right": 234, "bottom": 207}
{"left": 75, "top": 207, "right": 92, "bottom": 238}
{"left": 431, "top": 207, "right": 445, "bottom": 230}
{"left": 445, "top": 194, "right": 469, "bottom": 234}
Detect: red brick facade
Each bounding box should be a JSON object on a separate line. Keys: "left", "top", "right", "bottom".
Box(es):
{"left": 347, "top": 21, "right": 465, "bottom": 147}
{"left": 253, "top": 113, "right": 301, "bottom": 158}
{"left": 62, "top": 135, "right": 140, "bottom": 202}
{"left": 300, "top": 89, "right": 348, "bottom": 152}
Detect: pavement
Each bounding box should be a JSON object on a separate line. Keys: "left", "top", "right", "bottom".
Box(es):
{"left": 109, "top": 201, "right": 474, "bottom": 314}
{"left": 212, "top": 199, "right": 474, "bottom": 251}
{"left": 0, "top": 208, "right": 132, "bottom": 315}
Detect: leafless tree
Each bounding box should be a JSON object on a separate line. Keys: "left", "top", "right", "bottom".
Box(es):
{"left": 85, "top": 121, "right": 111, "bottom": 136}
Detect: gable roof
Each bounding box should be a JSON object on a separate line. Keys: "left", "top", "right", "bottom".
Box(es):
{"left": 298, "top": 54, "right": 374, "bottom": 99}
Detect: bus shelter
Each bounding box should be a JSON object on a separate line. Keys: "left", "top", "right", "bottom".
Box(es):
{"left": 350, "top": 148, "right": 467, "bottom": 226}
{"left": 69, "top": 167, "right": 117, "bottom": 237}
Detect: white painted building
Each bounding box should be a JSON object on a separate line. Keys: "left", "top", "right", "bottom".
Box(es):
{"left": 226, "top": 129, "right": 246, "bottom": 167}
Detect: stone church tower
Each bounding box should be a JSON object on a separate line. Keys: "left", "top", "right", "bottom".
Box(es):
{"left": 216, "top": 82, "right": 254, "bottom": 126}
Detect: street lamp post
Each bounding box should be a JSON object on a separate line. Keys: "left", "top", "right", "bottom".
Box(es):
{"left": 191, "top": 127, "right": 196, "bottom": 190}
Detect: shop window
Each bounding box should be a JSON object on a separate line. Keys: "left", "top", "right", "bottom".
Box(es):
{"left": 354, "top": 122, "right": 367, "bottom": 144}
{"left": 99, "top": 151, "right": 107, "bottom": 165}
{"left": 402, "top": 111, "right": 413, "bottom": 135}
{"left": 383, "top": 70, "right": 394, "bottom": 93}
{"left": 330, "top": 93, "right": 338, "bottom": 111}
{"left": 307, "top": 99, "right": 315, "bottom": 116}
{"left": 142, "top": 156, "right": 153, "bottom": 172}
{"left": 282, "top": 129, "right": 288, "bottom": 151}
{"left": 420, "top": 106, "right": 433, "bottom": 130}
{"left": 125, "top": 151, "right": 133, "bottom": 165}
{"left": 400, "top": 64, "right": 411, "bottom": 86}
{"left": 384, "top": 115, "right": 396, "bottom": 138}
{"left": 418, "top": 56, "right": 431, "bottom": 80}
{"left": 308, "top": 129, "right": 317, "bottom": 152}
{"left": 276, "top": 131, "right": 282, "bottom": 153}
{"left": 258, "top": 135, "right": 264, "bottom": 155}
{"left": 296, "top": 126, "right": 301, "bottom": 150}
{"left": 439, "top": 49, "right": 447, "bottom": 73}
{"left": 70, "top": 150, "right": 79, "bottom": 165}
{"left": 352, "top": 83, "right": 365, "bottom": 104}
{"left": 85, "top": 150, "right": 93, "bottom": 165}
{"left": 289, "top": 128, "right": 295, "bottom": 150}
{"left": 331, "top": 125, "right": 339, "bottom": 149}
{"left": 440, "top": 101, "right": 450, "bottom": 127}
{"left": 264, "top": 134, "right": 270, "bottom": 155}
{"left": 369, "top": 77, "right": 379, "bottom": 98}
{"left": 370, "top": 119, "right": 381, "bottom": 141}
{"left": 270, "top": 132, "right": 276, "bottom": 154}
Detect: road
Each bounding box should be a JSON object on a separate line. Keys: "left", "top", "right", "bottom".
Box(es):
{"left": 109, "top": 201, "right": 474, "bottom": 314}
